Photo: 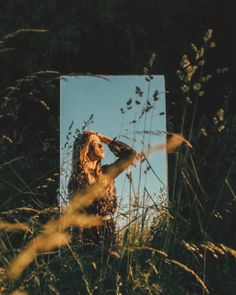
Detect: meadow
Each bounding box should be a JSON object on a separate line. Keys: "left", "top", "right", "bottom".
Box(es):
{"left": 0, "top": 29, "right": 235, "bottom": 295}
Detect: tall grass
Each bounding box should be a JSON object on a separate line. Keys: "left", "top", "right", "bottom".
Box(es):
{"left": 0, "top": 29, "right": 235, "bottom": 295}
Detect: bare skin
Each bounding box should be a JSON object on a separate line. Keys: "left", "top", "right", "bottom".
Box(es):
{"left": 86, "top": 131, "right": 113, "bottom": 170}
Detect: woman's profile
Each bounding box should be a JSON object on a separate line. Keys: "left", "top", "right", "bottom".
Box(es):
{"left": 68, "top": 130, "right": 137, "bottom": 249}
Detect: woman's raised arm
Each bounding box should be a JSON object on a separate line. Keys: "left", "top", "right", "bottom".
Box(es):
{"left": 102, "top": 138, "right": 137, "bottom": 178}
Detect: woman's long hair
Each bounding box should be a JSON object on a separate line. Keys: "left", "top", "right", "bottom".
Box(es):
{"left": 69, "top": 131, "right": 116, "bottom": 212}
{"left": 71, "top": 132, "right": 102, "bottom": 184}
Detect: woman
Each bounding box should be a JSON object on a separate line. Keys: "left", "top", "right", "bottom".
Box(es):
{"left": 68, "top": 130, "right": 137, "bottom": 249}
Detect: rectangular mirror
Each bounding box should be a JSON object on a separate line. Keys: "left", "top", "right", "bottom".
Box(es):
{"left": 60, "top": 75, "right": 167, "bottom": 228}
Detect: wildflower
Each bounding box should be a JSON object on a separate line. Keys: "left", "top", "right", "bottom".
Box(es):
{"left": 193, "top": 83, "right": 202, "bottom": 92}
{"left": 206, "top": 29, "right": 213, "bottom": 39}
{"left": 176, "top": 70, "right": 185, "bottom": 80}
{"left": 195, "top": 48, "right": 204, "bottom": 60}
{"left": 191, "top": 43, "right": 198, "bottom": 53}
{"left": 199, "top": 48, "right": 204, "bottom": 57}
{"left": 203, "top": 29, "right": 213, "bottom": 42}
{"left": 217, "top": 108, "right": 224, "bottom": 121}
{"left": 195, "top": 52, "right": 199, "bottom": 60}
{"left": 181, "top": 84, "right": 189, "bottom": 93}
{"left": 198, "top": 60, "right": 205, "bottom": 66}
{"left": 176, "top": 70, "right": 182, "bottom": 76}
{"left": 185, "top": 96, "right": 192, "bottom": 104}
{"left": 213, "top": 117, "right": 218, "bottom": 125}
{"left": 186, "top": 65, "right": 198, "bottom": 81}
{"left": 205, "top": 75, "right": 212, "bottom": 81}
{"left": 209, "top": 42, "right": 216, "bottom": 48}
{"left": 180, "top": 55, "right": 191, "bottom": 69}
{"left": 148, "top": 53, "right": 156, "bottom": 68}
{"left": 218, "top": 125, "right": 225, "bottom": 132}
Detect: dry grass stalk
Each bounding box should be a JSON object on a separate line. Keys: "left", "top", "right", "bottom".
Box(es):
{"left": 11, "top": 290, "right": 28, "bottom": 295}
{"left": 128, "top": 245, "right": 209, "bottom": 294}
{"left": 129, "top": 246, "right": 168, "bottom": 258}
{"left": 182, "top": 241, "right": 203, "bottom": 258}
{"left": 7, "top": 233, "right": 70, "bottom": 279}
{"left": 43, "top": 214, "right": 102, "bottom": 235}
{"left": 3, "top": 28, "right": 48, "bottom": 40}
{"left": 169, "top": 259, "right": 209, "bottom": 294}
{"left": 166, "top": 133, "right": 192, "bottom": 151}
{"left": 219, "top": 244, "right": 236, "bottom": 258}
{"left": 147, "top": 133, "right": 192, "bottom": 155}
{"left": 6, "top": 133, "right": 185, "bottom": 280}
{"left": 0, "top": 207, "right": 41, "bottom": 215}
{"left": 201, "top": 242, "right": 236, "bottom": 259}
{"left": 0, "top": 221, "right": 30, "bottom": 232}
{"left": 0, "top": 267, "right": 7, "bottom": 293}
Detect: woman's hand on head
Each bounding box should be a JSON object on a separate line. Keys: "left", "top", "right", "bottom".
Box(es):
{"left": 84, "top": 130, "right": 96, "bottom": 135}
{"left": 83, "top": 130, "right": 112, "bottom": 145}
{"left": 97, "top": 133, "right": 112, "bottom": 145}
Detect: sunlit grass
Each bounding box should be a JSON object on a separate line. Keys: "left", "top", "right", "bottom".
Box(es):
{"left": 0, "top": 28, "right": 235, "bottom": 295}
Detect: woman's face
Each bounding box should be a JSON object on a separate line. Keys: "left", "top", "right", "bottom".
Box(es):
{"left": 87, "top": 134, "right": 105, "bottom": 161}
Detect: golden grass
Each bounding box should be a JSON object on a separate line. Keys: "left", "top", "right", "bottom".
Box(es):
{"left": 11, "top": 290, "right": 28, "bottom": 295}
{"left": 169, "top": 259, "right": 209, "bottom": 294}
{"left": 43, "top": 214, "right": 102, "bottom": 235}
{"left": 129, "top": 246, "right": 168, "bottom": 258}
{"left": 148, "top": 133, "right": 192, "bottom": 155}
{"left": 128, "top": 245, "right": 209, "bottom": 294}
{"left": 0, "top": 267, "right": 7, "bottom": 293}
{"left": 201, "top": 241, "right": 236, "bottom": 259}
{"left": 7, "top": 233, "right": 70, "bottom": 279}
{"left": 219, "top": 244, "right": 236, "bottom": 258}
{"left": 0, "top": 221, "right": 30, "bottom": 232}
{"left": 5, "top": 134, "right": 186, "bottom": 280}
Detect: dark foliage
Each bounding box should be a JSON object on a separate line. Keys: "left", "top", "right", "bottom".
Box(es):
{"left": 0, "top": 1, "right": 235, "bottom": 294}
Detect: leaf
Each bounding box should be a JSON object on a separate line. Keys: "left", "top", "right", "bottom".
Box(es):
{"left": 153, "top": 90, "right": 159, "bottom": 98}
{"left": 135, "top": 86, "right": 141, "bottom": 93}
{"left": 68, "top": 121, "right": 74, "bottom": 130}
{"left": 126, "top": 98, "right": 132, "bottom": 106}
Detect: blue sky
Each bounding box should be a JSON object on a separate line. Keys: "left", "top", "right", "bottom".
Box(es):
{"left": 60, "top": 75, "right": 167, "bottom": 215}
